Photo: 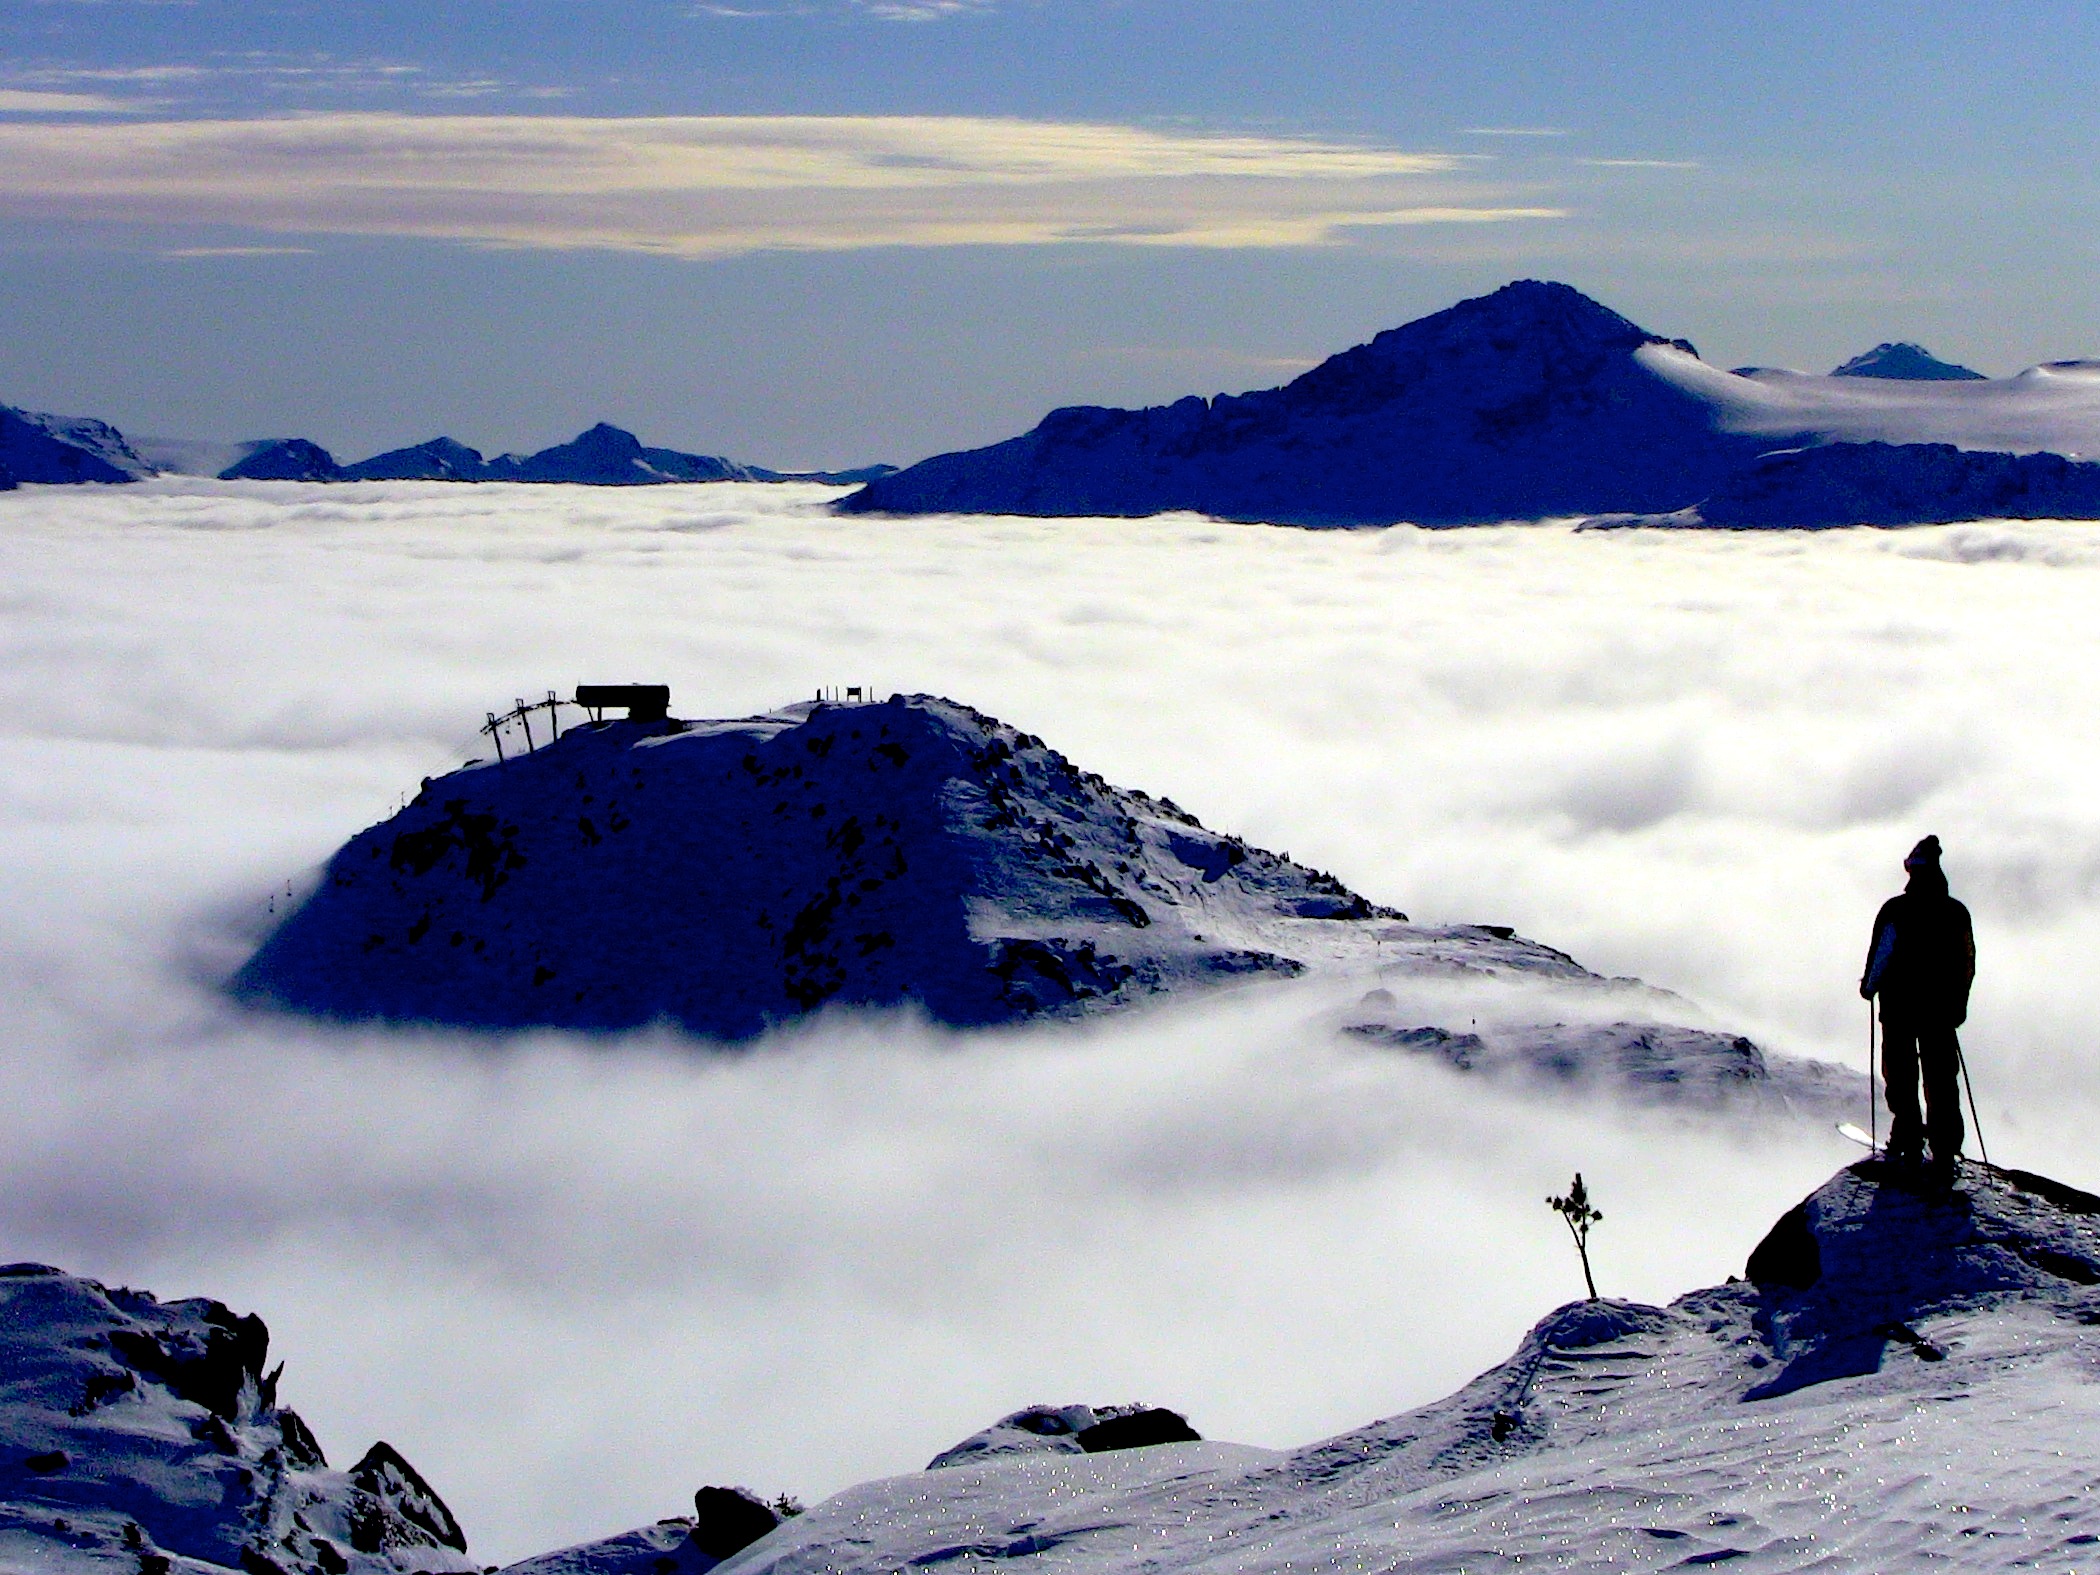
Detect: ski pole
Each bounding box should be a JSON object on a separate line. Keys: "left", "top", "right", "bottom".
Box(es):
{"left": 1956, "top": 1038, "right": 1990, "bottom": 1168}
{"left": 1868, "top": 1000, "right": 1878, "bottom": 1154}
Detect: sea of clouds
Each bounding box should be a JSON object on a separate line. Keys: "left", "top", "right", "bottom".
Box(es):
{"left": 2, "top": 478, "right": 2097, "bottom": 1563}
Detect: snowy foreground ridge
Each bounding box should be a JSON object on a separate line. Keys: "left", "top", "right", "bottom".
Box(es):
{"left": 705, "top": 1158, "right": 2100, "bottom": 1574}
{"left": 11, "top": 1159, "right": 2100, "bottom": 1573}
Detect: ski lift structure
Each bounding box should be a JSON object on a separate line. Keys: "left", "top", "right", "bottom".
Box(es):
{"left": 480, "top": 685, "right": 673, "bottom": 762}
{"left": 816, "top": 684, "right": 882, "bottom": 705}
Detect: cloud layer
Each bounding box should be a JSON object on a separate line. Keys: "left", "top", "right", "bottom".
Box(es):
{"left": 0, "top": 112, "right": 1559, "bottom": 255}
{"left": 2, "top": 481, "right": 2097, "bottom": 1562}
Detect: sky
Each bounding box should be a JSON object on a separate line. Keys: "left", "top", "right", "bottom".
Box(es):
{"left": 0, "top": 1, "right": 2097, "bottom": 466}
{"left": 3, "top": 480, "right": 2100, "bottom": 1561}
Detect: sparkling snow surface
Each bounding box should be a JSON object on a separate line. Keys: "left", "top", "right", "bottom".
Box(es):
{"left": 2, "top": 480, "right": 2099, "bottom": 1562}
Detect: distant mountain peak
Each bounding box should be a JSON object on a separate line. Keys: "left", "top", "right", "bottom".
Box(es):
{"left": 1831, "top": 342, "right": 1986, "bottom": 381}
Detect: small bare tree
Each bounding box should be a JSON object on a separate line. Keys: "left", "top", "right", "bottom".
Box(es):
{"left": 1547, "top": 1172, "right": 1603, "bottom": 1301}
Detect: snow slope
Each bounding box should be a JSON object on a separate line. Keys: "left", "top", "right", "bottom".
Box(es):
{"left": 842, "top": 281, "right": 2100, "bottom": 526}
{"left": 702, "top": 1158, "right": 2100, "bottom": 1573}
{"left": 0, "top": 1264, "right": 474, "bottom": 1575}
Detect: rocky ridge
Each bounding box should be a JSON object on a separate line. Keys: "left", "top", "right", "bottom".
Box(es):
{"left": 0, "top": 1264, "right": 471, "bottom": 1575}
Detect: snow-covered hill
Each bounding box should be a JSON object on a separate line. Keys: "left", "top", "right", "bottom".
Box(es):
{"left": 0, "top": 1264, "right": 473, "bottom": 1575}
{"left": 230, "top": 691, "right": 1854, "bottom": 1114}
{"left": 232, "top": 692, "right": 1423, "bottom": 1035}
{"left": 680, "top": 1157, "right": 2100, "bottom": 1573}
{"left": 841, "top": 281, "right": 2100, "bottom": 526}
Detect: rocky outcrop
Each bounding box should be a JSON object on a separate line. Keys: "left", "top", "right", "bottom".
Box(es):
{"left": 0, "top": 1263, "right": 472, "bottom": 1575}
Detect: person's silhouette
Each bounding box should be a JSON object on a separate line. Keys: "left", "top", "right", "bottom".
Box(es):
{"left": 1860, "top": 835, "right": 1976, "bottom": 1183}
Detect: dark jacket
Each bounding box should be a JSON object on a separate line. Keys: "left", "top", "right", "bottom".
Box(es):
{"left": 1862, "top": 869, "right": 1975, "bottom": 1024}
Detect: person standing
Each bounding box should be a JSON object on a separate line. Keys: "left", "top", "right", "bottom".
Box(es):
{"left": 1860, "top": 835, "right": 1976, "bottom": 1183}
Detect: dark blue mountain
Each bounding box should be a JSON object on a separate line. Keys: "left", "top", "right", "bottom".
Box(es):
{"left": 1831, "top": 343, "right": 1986, "bottom": 381}
{"left": 341, "top": 436, "right": 489, "bottom": 480}
{"left": 840, "top": 281, "right": 1789, "bottom": 526}
{"left": 0, "top": 405, "right": 152, "bottom": 484}
{"left": 219, "top": 438, "right": 343, "bottom": 482}
{"left": 1697, "top": 441, "right": 2100, "bottom": 526}
{"left": 480, "top": 422, "right": 755, "bottom": 484}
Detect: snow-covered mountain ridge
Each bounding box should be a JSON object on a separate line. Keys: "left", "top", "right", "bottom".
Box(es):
{"left": 710, "top": 1158, "right": 2100, "bottom": 1573}
{"left": 842, "top": 281, "right": 2100, "bottom": 526}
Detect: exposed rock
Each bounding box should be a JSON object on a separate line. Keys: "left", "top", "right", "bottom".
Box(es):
{"left": 927, "top": 1404, "right": 1191, "bottom": 1469}
{"left": 1075, "top": 1409, "right": 1202, "bottom": 1453}
{"left": 688, "top": 1487, "right": 778, "bottom": 1560}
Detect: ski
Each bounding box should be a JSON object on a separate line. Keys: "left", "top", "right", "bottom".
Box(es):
{"left": 1838, "top": 1122, "right": 1874, "bottom": 1150}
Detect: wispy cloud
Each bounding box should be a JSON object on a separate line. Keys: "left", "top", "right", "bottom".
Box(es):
{"left": 1462, "top": 126, "right": 1570, "bottom": 138}
{"left": 0, "top": 87, "right": 143, "bottom": 113}
{"left": 1579, "top": 157, "right": 1701, "bottom": 170}
{"left": 160, "top": 243, "right": 315, "bottom": 257}
{"left": 0, "top": 112, "right": 1562, "bottom": 256}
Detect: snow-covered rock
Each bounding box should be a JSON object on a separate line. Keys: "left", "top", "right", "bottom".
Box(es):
{"left": 0, "top": 1264, "right": 473, "bottom": 1575}
{"left": 1831, "top": 342, "right": 1987, "bottom": 381}
{"left": 220, "top": 439, "right": 345, "bottom": 483}
{"left": 924, "top": 1404, "right": 1199, "bottom": 1470}
{"left": 719, "top": 1158, "right": 2100, "bottom": 1572}
{"left": 841, "top": 281, "right": 2100, "bottom": 527}
{"left": 0, "top": 404, "right": 152, "bottom": 484}
{"left": 231, "top": 693, "right": 1423, "bottom": 1036}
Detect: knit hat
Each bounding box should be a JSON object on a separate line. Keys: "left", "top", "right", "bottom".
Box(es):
{"left": 1904, "top": 834, "right": 1943, "bottom": 871}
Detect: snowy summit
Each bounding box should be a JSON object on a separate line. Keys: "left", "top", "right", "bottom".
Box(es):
{"left": 234, "top": 692, "right": 1425, "bottom": 1036}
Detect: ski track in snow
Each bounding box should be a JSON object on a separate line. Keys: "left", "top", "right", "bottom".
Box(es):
{"left": 2, "top": 478, "right": 2100, "bottom": 1561}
